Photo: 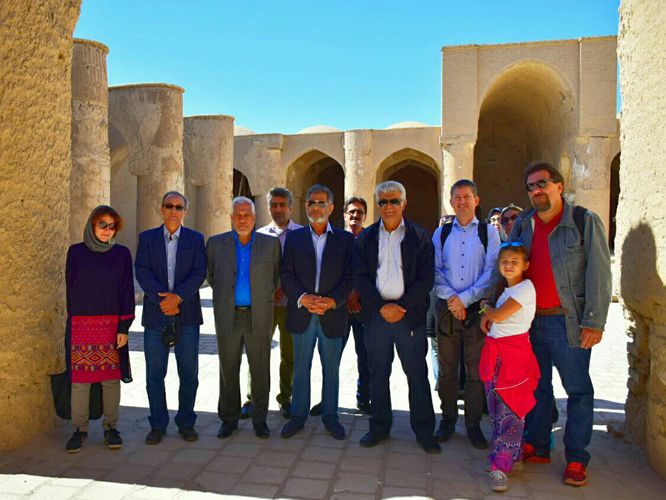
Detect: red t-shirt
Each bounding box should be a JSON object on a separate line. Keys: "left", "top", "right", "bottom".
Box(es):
{"left": 526, "top": 209, "right": 563, "bottom": 308}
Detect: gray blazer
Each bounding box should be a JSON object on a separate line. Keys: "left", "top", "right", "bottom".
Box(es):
{"left": 206, "top": 231, "right": 281, "bottom": 337}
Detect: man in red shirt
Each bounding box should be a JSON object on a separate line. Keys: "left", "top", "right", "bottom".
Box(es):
{"left": 505, "top": 162, "right": 611, "bottom": 487}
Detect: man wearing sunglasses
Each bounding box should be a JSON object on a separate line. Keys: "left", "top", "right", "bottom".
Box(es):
{"left": 279, "top": 184, "right": 354, "bottom": 440}
{"left": 432, "top": 179, "right": 500, "bottom": 450}
{"left": 135, "top": 191, "right": 207, "bottom": 445}
{"left": 505, "top": 161, "right": 611, "bottom": 487}
{"left": 354, "top": 181, "right": 440, "bottom": 454}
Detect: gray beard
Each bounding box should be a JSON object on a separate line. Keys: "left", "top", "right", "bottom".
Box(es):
{"left": 308, "top": 215, "right": 327, "bottom": 224}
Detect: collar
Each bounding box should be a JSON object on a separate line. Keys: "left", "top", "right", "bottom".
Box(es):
{"left": 453, "top": 216, "right": 479, "bottom": 230}
{"left": 163, "top": 224, "right": 182, "bottom": 240}
{"left": 379, "top": 218, "right": 405, "bottom": 234}
{"left": 267, "top": 219, "right": 297, "bottom": 235}
{"left": 309, "top": 223, "right": 333, "bottom": 238}
{"left": 233, "top": 229, "right": 254, "bottom": 246}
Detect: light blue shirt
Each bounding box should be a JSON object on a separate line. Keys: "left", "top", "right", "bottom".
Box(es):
{"left": 310, "top": 223, "right": 333, "bottom": 294}
{"left": 163, "top": 225, "right": 182, "bottom": 292}
{"left": 432, "top": 217, "right": 500, "bottom": 306}
{"left": 233, "top": 230, "right": 253, "bottom": 306}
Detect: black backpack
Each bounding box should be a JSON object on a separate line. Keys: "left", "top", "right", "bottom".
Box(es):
{"left": 439, "top": 219, "right": 488, "bottom": 253}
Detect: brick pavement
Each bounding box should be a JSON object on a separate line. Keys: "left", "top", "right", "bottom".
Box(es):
{"left": 0, "top": 289, "right": 664, "bottom": 499}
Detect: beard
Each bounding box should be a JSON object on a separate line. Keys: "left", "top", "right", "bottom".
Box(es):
{"left": 308, "top": 215, "right": 327, "bottom": 224}
{"left": 531, "top": 195, "right": 551, "bottom": 212}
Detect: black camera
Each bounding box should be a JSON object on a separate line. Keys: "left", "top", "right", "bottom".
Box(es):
{"left": 161, "top": 321, "right": 179, "bottom": 347}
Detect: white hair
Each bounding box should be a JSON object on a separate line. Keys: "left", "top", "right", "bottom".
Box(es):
{"left": 375, "top": 180, "right": 406, "bottom": 200}
{"left": 232, "top": 196, "right": 255, "bottom": 214}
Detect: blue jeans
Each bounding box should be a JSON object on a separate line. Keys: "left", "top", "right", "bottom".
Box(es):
{"left": 144, "top": 325, "right": 200, "bottom": 430}
{"left": 365, "top": 312, "right": 435, "bottom": 442}
{"left": 525, "top": 315, "right": 593, "bottom": 464}
{"left": 291, "top": 315, "right": 343, "bottom": 425}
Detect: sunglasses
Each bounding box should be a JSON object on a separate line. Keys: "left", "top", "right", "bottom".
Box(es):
{"left": 500, "top": 241, "right": 524, "bottom": 249}
{"left": 525, "top": 178, "right": 556, "bottom": 192}
{"left": 377, "top": 198, "right": 402, "bottom": 207}
{"left": 96, "top": 220, "right": 117, "bottom": 230}
{"left": 306, "top": 200, "right": 328, "bottom": 208}
{"left": 501, "top": 213, "right": 519, "bottom": 224}
{"left": 163, "top": 203, "right": 186, "bottom": 211}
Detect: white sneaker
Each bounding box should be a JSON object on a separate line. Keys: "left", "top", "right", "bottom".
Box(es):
{"left": 489, "top": 469, "right": 509, "bottom": 492}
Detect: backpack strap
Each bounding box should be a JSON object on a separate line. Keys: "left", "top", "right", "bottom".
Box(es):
{"left": 573, "top": 205, "right": 587, "bottom": 247}
{"left": 477, "top": 221, "right": 488, "bottom": 253}
{"left": 439, "top": 220, "right": 454, "bottom": 249}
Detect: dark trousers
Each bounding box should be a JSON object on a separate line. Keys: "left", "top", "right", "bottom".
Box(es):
{"left": 349, "top": 315, "right": 370, "bottom": 403}
{"left": 365, "top": 312, "right": 435, "bottom": 442}
{"left": 436, "top": 306, "right": 485, "bottom": 428}
{"left": 144, "top": 325, "right": 200, "bottom": 430}
{"left": 525, "top": 315, "right": 593, "bottom": 465}
{"left": 218, "top": 310, "right": 272, "bottom": 424}
{"left": 245, "top": 306, "right": 293, "bottom": 406}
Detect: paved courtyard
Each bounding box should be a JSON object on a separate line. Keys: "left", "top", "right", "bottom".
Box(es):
{"left": 0, "top": 288, "right": 664, "bottom": 499}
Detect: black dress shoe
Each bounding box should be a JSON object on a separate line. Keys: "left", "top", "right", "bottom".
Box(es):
{"left": 419, "top": 436, "right": 442, "bottom": 455}
{"left": 324, "top": 420, "right": 346, "bottom": 440}
{"left": 253, "top": 421, "right": 270, "bottom": 439}
{"left": 279, "top": 402, "right": 292, "bottom": 419}
{"left": 467, "top": 425, "right": 489, "bottom": 449}
{"left": 281, "top": 418, "right": 305, "bottom": 438}
{"left": 356, "top": 399, "right": 372, "bottom": 415}
{"left": 145, "top": 428, "right": 166, "bottom": 445}
{"left": 178, "top": 426, "right": 198, "bottom": 442}
{"left": 240, "top": 401, "right": 253, "bottom": 420}
{"left": 359, "top": 431, "right": 388, "bottom": 448}
{"left": 310, "top": 402, "right": 322, "bottom": 416}
{"left": 434, "top": 420, "right": 455, "bottom": 442}
{"left": 217, "top": 420, "right": 238, "bottom": 439}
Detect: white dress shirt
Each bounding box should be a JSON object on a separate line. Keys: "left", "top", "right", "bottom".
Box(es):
{"left": 376, "top": 218, "right": 405, "bottom": 301}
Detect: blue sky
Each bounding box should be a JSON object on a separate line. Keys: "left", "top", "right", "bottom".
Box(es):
{"left": 75, "top": 1, "right": 619, "bottom": 134}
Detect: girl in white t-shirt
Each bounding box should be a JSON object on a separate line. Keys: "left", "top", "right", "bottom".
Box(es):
{"left": 479, "top": 242, "right": 540, "bottom": 493}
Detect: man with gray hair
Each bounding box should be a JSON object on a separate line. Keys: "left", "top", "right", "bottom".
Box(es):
{"left": 354, "top": 180, "right": 440, "bottom": 454}
{"left": 206, "top": 197, "right": 281, "bottom": 439}
{"left": 250, "top": 187, "right": 303, "bottom": 419}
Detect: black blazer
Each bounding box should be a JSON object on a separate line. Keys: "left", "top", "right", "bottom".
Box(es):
{"left": 135, "top": 225, "right": 207, "bottom": 329}
{"left": 354, "top": 219, "right": 434, "bottom": 331}
{"left": 280, "top": 226, "right": 354, "bottom": 338}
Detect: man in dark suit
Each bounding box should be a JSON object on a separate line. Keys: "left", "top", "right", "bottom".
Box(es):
{"left": 206, "top": 197, "right": 281, "bottom": 439}
{"left": 135, "top": 191, "right": 207, "bottom": 445}
{"left": 354, "top": 181, "right": 440, "bottom": 454}
{"left": 280, "top": 184, "right": 354, "bottom": 440}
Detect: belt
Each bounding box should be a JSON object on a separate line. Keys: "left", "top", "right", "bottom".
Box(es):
{"left": 235, "top": 306, "right": 252, "bottom": 311}
{"left": 535, "top": 307, "right": 566, "bottom": 316}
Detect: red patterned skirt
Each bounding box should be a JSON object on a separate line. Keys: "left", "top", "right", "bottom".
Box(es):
{"left": 70, "top": 315, "right": 122, "bottom": 383}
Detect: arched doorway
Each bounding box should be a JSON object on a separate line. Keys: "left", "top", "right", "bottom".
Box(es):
{"left": 610, "top": 152, "right": 621, "bottom": 251}
{"left": 233, "top": 169, "right": 253, "bottom": 199}
{"left": 377, "top": 148, "right": 440, "bottom": 235}
{"left": 286, "top": 150, "right": 345, "bottom": 227}
{"left": 109, "top": 123, "right": 137, "bottom": 254}
{"left": 474, "top": 62, "right": 576, "bottom": 218}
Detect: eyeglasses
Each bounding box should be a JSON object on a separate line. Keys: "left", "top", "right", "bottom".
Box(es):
{"left": 96, "top": 220, "right": 117, "bottom": 230}
{"left": 163, "top": 203, "right": 186, "bottom": 211}
{"left": 525, "top": 178, "right": 556, "bottom": 192}
{"left": 501, "top": 213, "right": 519, "bottom": 225}
{"left": 500, "top": 241, "right": 524, "bottom": 249}
{"left": 306, "top": 200, "right": 328, "bottom": 208}
{"left": 489, "top": 215, "right": 501, "bottom": 223}
{"left": 377, "top": 198, "right": 402, "bottom": 207}
{"left": 346, "top": 209, "right": 365, "bottom": 216}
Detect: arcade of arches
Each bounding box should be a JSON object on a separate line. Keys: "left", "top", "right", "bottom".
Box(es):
{"left": 3, "top": 0, "right": 666, "bottom": 479}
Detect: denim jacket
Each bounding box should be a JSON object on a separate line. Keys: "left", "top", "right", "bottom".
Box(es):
{"left": 510, "top": 200, "right": 612, "bottom": 347}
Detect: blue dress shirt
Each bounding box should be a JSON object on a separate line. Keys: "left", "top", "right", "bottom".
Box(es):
{"left": 432, "top": 217, "right": 500, "bottom": 306}
{"left": 163, "top": 225, "right": 182, "bottom": 292}
{"left": 233, "top": 231, "right": 253, "bottom": 306}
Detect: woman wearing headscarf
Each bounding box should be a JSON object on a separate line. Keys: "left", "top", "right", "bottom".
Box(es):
{"left": 64, "top": 205, "right": 135, "bottom": 453}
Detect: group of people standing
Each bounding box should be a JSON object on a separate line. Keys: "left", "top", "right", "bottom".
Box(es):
{"left": 63, "top": 161, "right": 611, "bottom": 493}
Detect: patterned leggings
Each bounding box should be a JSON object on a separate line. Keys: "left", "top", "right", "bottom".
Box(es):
{"left": 485, "top": 360, "right": 525, "bottom": 473}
